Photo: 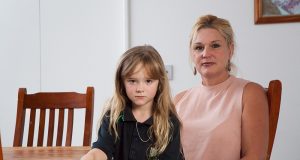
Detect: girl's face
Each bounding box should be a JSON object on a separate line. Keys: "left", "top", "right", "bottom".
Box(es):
{"left": 191, "top": 28, "right": 233, "bottom": 84}
{"left": 124, "top": 64, "right": 159, "bottom": 110}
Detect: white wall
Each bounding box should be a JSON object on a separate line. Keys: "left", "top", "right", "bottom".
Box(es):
{"left": 0, "top": 0, "right": 125, "bottom": 147}
{"left": 0, "top": 0, "right": 41, "bottom": 145}
{"left": 1, "top": 1, "right": 299, "bottom": 159}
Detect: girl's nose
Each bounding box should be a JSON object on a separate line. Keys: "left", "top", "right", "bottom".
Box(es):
{"left": 136, "top": 84, "right": 144, "bottom": 93}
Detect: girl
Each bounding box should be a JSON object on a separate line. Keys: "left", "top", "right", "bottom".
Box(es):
{"left": 81, "top": 45, "right": 184, "bottom": 160}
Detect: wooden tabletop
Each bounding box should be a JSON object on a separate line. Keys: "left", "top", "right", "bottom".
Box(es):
{"left": 2, "top": 146, "right": 90, "bottom": 160}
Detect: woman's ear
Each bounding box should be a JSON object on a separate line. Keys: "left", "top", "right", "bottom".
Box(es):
{"left": 229, "top": 43, "right": 234, "bottom": 58}
{"left": 189, "top": 48, "right": 195, "bottom": 62}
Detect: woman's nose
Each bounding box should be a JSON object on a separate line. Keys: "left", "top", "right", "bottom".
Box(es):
{"left": 201, "top": 47, "right": 211, "bottom": 58}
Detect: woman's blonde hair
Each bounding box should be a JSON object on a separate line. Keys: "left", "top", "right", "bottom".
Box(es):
{"left": 101, "top": 45, "right": 179, "bottom": 156}
{"left": 190, "top": 14, "right": 235, "bottom": 73}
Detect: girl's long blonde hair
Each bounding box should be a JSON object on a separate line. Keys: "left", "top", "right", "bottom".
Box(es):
{"left": 101, "top": 45, "right": 179, "bottom": 156}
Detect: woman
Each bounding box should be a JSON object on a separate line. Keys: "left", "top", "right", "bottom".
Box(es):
{"left": 174, "top": 15, "right": 269, "bottom": 160}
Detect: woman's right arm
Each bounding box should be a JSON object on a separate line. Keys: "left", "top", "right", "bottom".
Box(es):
{"left": 81, "top": 148, "right": 107, "bottom": 160}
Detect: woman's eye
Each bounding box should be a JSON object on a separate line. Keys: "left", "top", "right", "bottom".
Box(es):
{"left": 211, "top": 43, "right": 220, "bottom": 48}
{"left": 194, "top": 46, "right": 204, "bottom": 51}
{"left": 194, "top": 46, "right": 204, "bottom": 53}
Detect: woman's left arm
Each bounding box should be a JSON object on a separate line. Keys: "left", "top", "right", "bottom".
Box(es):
{"left": 241, "top": 82, "right": 269, "bottom": 160}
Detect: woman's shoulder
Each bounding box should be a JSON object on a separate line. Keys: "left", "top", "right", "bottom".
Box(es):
{"left": 242, "top": 81, "right": 268, "bottom": 108}
{"left": 173, "top": 90, "right": 188, "bottom": 105}
{"left": 231, "top": 76, "right": 250, "bottom": 86}
{"left": 244, "top": 81, "right": 266, "bottom": 96}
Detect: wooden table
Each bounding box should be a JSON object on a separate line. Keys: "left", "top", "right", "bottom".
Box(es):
{"left": 2, "top": 146, "right": 90, "bottom": 160}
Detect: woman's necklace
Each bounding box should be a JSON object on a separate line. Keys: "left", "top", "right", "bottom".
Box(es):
{"left": 135, "top": 122, "right": 151, "bottom": 143}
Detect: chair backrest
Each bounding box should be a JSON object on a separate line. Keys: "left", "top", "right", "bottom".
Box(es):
{"left": 265, "top": 80, "right": 282, "bottom": 160}
{"left": 0, "top": 133, "right": 3, "bottom": 160}
{"left": 13, "top": 87, "right": 94, "bottom": 147}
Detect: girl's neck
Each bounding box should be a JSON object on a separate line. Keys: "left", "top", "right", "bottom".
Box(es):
{"left": 132, "top": 106, "right": 152, "bottom": 123}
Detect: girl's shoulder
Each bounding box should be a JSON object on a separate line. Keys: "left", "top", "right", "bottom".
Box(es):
{"left": 101, "top": 110, "right": 111, "bottom": 120}
{"left": 169, "top": 112, "right": 181, "bottom": 128}
{"left": 102, "top": 109, "right": 125, "bottom": 123}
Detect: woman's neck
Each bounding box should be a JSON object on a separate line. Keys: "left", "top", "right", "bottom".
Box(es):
{"left": 202, "top": 72, "right": 230, "bottom": 86}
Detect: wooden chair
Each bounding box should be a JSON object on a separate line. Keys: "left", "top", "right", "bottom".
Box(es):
{"left": 13, "top": 87, "right": 94, "bottom": 147}
{"left": 265, "top": 80, "right": 282, "bottom": 160}
{"left": 0, "top": 133, "right": 3, "bottom": 160}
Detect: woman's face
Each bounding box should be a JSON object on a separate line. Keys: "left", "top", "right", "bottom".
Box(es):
{"left": 190, "top": 28, "right": 233, "bottom": 83}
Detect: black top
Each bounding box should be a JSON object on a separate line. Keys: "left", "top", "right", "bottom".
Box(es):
{"left": 92, "top": 106, "right": 184, "bottom": 160}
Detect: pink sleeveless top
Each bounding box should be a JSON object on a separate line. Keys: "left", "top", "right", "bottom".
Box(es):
{"left": 176, "top": 76, "right": 249, "bottom": 160}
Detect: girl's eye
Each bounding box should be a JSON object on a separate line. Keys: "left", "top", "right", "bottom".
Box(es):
{"left": 211, "top": 43, "right": 220, "bottom": 48}
{"left": 127, "top": 79, "right": 136, "bottom": 84}
{"left": 146, "top": 80, "right": 152, "bottom": 84}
